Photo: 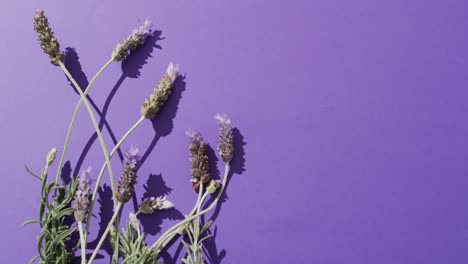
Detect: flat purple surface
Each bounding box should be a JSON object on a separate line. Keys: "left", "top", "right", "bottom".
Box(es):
{"left": 2, "top": 0, "right": 468, "bottom": 263}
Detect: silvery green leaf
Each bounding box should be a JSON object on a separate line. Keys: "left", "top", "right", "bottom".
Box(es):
{"left": 200, "top": 220, "right": 213, "bottom": 234}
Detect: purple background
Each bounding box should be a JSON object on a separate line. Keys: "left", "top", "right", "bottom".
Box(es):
{"left": 1, "top": 0, "right": 468, "bottom": 263}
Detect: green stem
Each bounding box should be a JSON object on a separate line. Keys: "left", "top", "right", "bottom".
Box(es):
{"left": 112, "top": 215, "right": 120, "bottom": 263}
{"left": 78, "top": 221, "right": 87, "bottom": 264}
{"left": 151, "top": 163, "right": 230, "bottom": 250}
{"left": 87, "top": 202, "right": 123, "bottom": 264}
{"left": 84, "top": 116, "right": 145, "bottom": 239}
{"left": 58, "top": 62, "right": 116, "bottom": 196}
{"left": 55, "top": 59, "right": 114, "bottom": 186}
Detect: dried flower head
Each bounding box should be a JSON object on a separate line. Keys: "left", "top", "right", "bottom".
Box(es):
{"left": 72, "top": 167, "right": 92, "bottom": 222}
{"left": 186, "top": 128, "right": 211, "bottom": 190}
{"left": 215, "top": 113, "right": 234, "bottom": 163}
{"left": 112, "top": 18, "right": 153, "bottom": 61}
{"left": 141, "top": 62, "right": 179, "bottom": 119}
{"left": 46, "top": 147, "right": 58, "bottom": 167}
{"left": 139, "top": 196, "right": 175, "bottom": 214}
{"left": 116, "top": 147, "right": 141, "bottom": 204}
{"left": 33, "top": 10, "right": 65, "bottom": 66}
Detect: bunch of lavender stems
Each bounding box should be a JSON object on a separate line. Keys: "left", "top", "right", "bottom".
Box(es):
{"left": 32, "top": 10, "right": 236, "bottom": 264}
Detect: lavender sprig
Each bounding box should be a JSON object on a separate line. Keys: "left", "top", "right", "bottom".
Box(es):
{"left": 141, "top": 62, "right": 180, "bottom": 119}
{"left": 72, "top": 167, "right": 92, "bottom": 222}
{"left": 72, "top": 168, "right": 93, "bottom": 264}
{"left": 33, "top": 10, "right": 65, "bottom": 66}
{"left": 215, "top": 113, "right": 234, "bottom": 163}
{"left": 186, "top": 128, "right": 211, "bottom": 190}
{"left": 116, "top": 147, "right": 141, "bottom": 204}
{"left": 112, "top": 18, "right": 153, "bottom": 61}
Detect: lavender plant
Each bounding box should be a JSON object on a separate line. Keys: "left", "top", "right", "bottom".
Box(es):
{"left": 26, "top": 9, "right": 237, "bottom": 264}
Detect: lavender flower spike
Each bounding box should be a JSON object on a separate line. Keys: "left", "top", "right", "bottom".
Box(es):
{"left": 33, "top": 10, "right": 65, "bottom": 66}
{"left": 139, "top": 196, "right": 175, "bottom": 215}
{"left": 187, "top": 128, "right": 211, "bottom": 190}
{"left": 112, "top": 18, "right": 153, "bottom": 61}
{"left": 215, "top": 113, "right": 234, "bottom": 163}
{"left": 141, "top": 62, "right": 180, "bottom": 119}
{"left": 72, "top": 167, "right": 92, "bottom": 222}
{"left": 116, "top": 147, "right": 141, "bottom": 204}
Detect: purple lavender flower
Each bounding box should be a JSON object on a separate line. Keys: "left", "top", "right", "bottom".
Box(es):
{"left": 72, "top": 167, "right": 92, "bottom": 222}
{"left": 123, "top": 145, "right": 141, "bottom": 169}
{"left": 116, "top": 147, "right": 141, "bottom": 204}
{"left": 215, "top": 113, "right": 234, "bottom": 163}
{"left": 187, "top": 128, "right": 211, "bottom": 190}
{"left": 112, "top": 18, "right": 153, "bottom": 61}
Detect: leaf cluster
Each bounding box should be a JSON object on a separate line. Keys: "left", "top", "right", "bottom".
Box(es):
{"left": 181, "top": 220, "right": 213, "bottom": 264}
{"left": 117, "top": 222, "right": 160, "bottom": 264}
{"left": 24, "top": 167, "right": 79, "bottom": 264}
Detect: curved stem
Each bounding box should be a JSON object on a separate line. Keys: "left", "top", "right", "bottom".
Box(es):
{"left": 112, "top": 215, "right": 120, "bottom": 263}
{"left": 55, "top": 59, "right": 114, "bottom": 186}
{"left": 87, "top": 202, "right": 122, "bottom": 264}
{"left": 197, "top": 191, "right": 208, "bottom": 214}
{"left": 195, "top": 184, "right": 204, "bottom": 214}
{"left": 84, "top": 116, "right": 145, "bottom": 239}
{"left": 78, "top": 221, "right": 87, "bottom": 264}
{"left": 151, "top": 164, "right": 230, "bottom": 250}
{"left": 59, "top": 62, "right": 117, "bottom": 207}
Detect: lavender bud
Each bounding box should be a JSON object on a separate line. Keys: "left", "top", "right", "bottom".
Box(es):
{"left": 186, "top": 128, "right": 211, "bottom": 190}
{"left": 207, "top": 179, "right": 221, "bottom": 194}
{"left": 72, "top": 167, "right": 92, "bottom": 222}
{"left": 33, "top": 10, "right": 65, "bottom": 66}
{"left": 46, "top": 147, "right": 57, "bottom": 167}
{"left": 215, "top": 113, "right": 234, "bottom": 163}
{"left": 116, "top": 147, "right": 141, "bottom": 204}
{"left": 112, "top": 18, "right": 153, "bottom": 61}
{"left": 139, "top": 196, "right": 175, "bottom": 215}
{"left": 141, "top": 63, "right": 180, "bottom": 119}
